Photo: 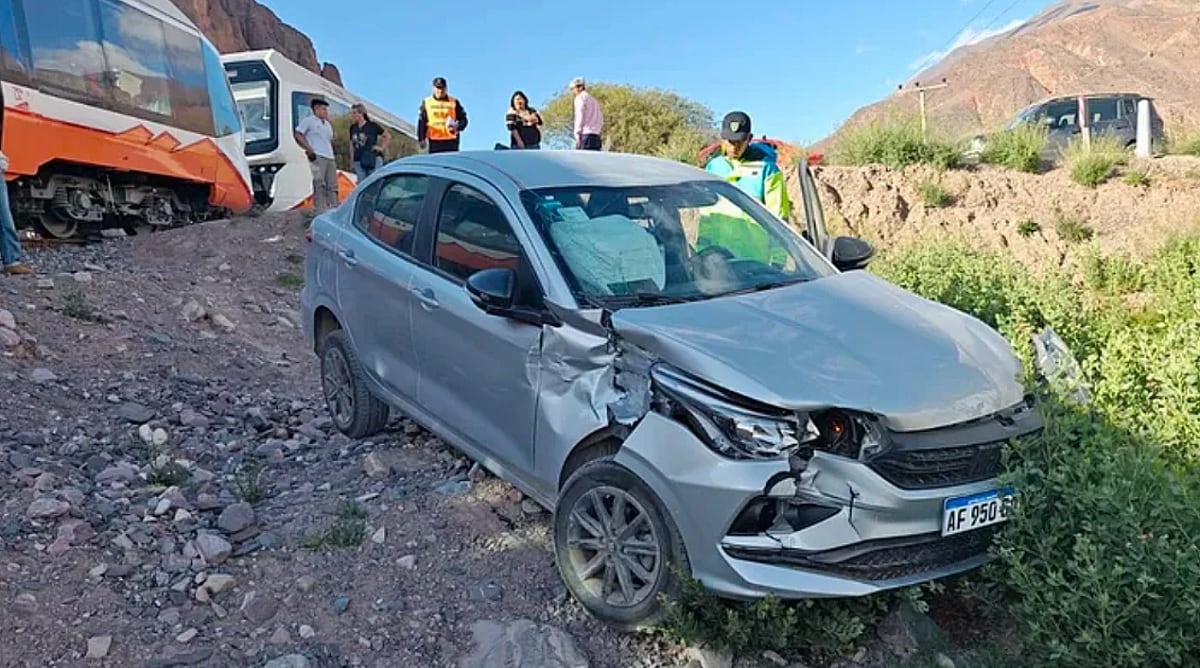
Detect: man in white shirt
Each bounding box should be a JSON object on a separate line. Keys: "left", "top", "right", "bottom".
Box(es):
{"left": 294, "top": 98, "right": 338, "bottom": 212}
{"left": 570, "top": 77, "right": 604, "bottom": 151}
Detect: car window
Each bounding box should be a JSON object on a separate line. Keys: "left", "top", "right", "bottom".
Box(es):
{"left": 355, "top": 174, "right": 426, "bottom": 255}
{"left": 1043, "top": 101, "right": 1078, "bottom": 128}
{"left": 1119, "top": 98, "right": 1137, "bottom": 119}
{"left": 1086, "top": 98, "right": 1119, "bottom": 124}
{"left": 433, "top": 184, "right": 522, "bottom": 282}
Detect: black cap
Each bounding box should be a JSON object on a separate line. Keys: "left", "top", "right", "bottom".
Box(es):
{"left": 310, "top": 97, "right": 329, "bottom": 109}
{"left": 721, "top": 111, "right": 752, "bottom": 142}
{"left": 432, "top": 77, "right": 447, "bottom": 89}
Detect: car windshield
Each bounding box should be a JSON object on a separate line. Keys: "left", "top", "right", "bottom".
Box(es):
{"left": 1005, "top": 103, "right": 1040, "bottom": 130}
{"left": 519, "top": 179, "right": 835, "bottom": 307}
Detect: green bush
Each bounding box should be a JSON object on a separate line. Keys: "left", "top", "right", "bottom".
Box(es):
{"left": 831, "top": 119, "right": 962, "bottom": 170}
{"left": 1166, "top": 128, "right": 1200, "bottom": 157}
{"left": 917, "top": 180, "right": 953, "bottom": 207}
{"left": 1123, "top": 169, "right": 1150, "bottom": 187}
{"left": 980, "top": 122, "right": 1048, "bottom": 173}
{"left": 1062, "top": 133, "right": 1128, "bottom": 187}
{"left": 875, "top": 236, "right": 1200, "bottom": 667}
{"left": 1016, "top": 219, "right": 1041, "bottom": 237}
{"left": 1053, "top": 212, "right": 1094, "bottom": 244}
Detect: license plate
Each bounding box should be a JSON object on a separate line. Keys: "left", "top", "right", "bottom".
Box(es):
{"left": 941, "top": 488, "right": 1014, "bottom": 537}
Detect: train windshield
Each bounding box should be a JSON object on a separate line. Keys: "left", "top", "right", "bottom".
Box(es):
{"left": 233, "top": 81, "right": 274, "bottom": 145}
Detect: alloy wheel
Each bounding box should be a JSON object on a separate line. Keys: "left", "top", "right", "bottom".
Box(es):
{"left": 565, "top": 485, "right": 663, "bottom": 608}
{"left": 322, "top": 347, "right": 355, "bottom": 428}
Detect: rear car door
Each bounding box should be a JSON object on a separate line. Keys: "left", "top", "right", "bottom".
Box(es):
{"left": 408, "top": 176, "right": 543, "bottom": 475}
{"left": 1085, "top": 96, "right": 1131, "bottom": 144}
{"left": 334, "top": 173, "right": 432, "bottom": 401}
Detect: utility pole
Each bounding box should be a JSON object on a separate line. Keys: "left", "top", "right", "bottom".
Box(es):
{"left": 897, "top": 78, "right": 949, "bottom": 140}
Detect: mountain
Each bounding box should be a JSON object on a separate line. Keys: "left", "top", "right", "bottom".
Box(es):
{"left": 174, "top": 0, "right": 343, "bottom": 86}
{"left": 829, "top": 0, "right": 1200, "bottom": 142}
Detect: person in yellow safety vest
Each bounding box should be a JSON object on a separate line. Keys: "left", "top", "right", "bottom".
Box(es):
{"left": 697, "top": 111, "right": 791, "bottom": 268}
{"left": 418, "top": 77, "right": 469, "bottom": 154}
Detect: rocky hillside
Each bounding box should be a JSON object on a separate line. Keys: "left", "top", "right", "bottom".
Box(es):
{"left": 830, "top": 0, "right": 1200, "bottom": 141}
{"left": 175, "top": 0, "right": 343, "bottom": 86}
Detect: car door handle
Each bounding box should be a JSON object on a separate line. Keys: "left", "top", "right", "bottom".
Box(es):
{"left": 337, "top": 247, "right": 357, "bottom": 267}
{"left": 413, "top": 286, "right": 439, "bottom": 310}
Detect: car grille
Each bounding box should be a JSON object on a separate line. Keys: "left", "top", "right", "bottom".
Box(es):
{"left": 725, "top": 527, "right": 996, "bottom": 582}
{"left": 868, "top": 441, "right": 1005, "bottom": 490}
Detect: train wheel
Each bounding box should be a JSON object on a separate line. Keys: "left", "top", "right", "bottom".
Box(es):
{"left": 33, "top": 214, "right": 80, "bottom": 240}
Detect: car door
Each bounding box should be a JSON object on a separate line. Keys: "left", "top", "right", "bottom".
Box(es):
{"left": 1085, "top": 96, "right": 1131, "bottom": 144}
{"left": 334, "top": 172, "right": 432, "bottom": 401}
{"left": 407, "top": 177, "right": 543, "bottom": 475}
{"left": 795, "top": 162, "right": 833, "bottom": 258}
{"left": 1040, "top": 99, "right": 1080, "bottom": 157}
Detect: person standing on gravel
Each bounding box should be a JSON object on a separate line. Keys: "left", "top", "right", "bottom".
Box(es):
{"left": 294, "top": 97, "right": 338, "bottom": 212}
{"left": 349, "top": 103, "right": 390, "bottom": 181}
{"left": 0, "top": 77, "right": 32, "bottom": 275}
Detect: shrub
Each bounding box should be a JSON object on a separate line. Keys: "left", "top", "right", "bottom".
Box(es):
{"left": 1053, "top": 212, "right": 1094, "bottom": 244}
{"left": 1123, "top": 169, "right": 1150, "bottom": 187}
{"left": 831, "top": 119, "right": 962, "bottom": 170}
{"left": 917, "top": 180, "right": 953, "bottom": 207}
{"left": 1061, "top": 133, "right": 1128, "bottom": 187}
{"left": 1166, "top": 127, "right": 1200, "bottom": 157}
{"left": 875, "top": 236, "right": 1200, "bottom": 666}
{"left": 980, "top": 122, "right": 1047, "bottom": 173}
{"left": 1016, "top": 219, "right": 1041, "bottom": 237}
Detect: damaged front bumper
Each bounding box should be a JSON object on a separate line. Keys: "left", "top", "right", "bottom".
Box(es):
{"left": 612, "top": 399, "right": 1040, "bottom": 600}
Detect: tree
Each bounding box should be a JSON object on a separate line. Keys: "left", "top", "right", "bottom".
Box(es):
{"left": 539, "top": 83, "right": 717, "bottom": 157}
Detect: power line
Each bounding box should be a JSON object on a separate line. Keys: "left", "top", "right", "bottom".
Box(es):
{"left": 936, "top": 0, "right": 1000, "bottom": 57}
{"left": 980, "top": 0, "right": 1029, "bottom": 34}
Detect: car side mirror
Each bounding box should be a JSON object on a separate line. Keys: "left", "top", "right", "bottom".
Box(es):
{"left": 466, "top": 268, "right": 516, "bottom": 312}
{"left": 832, "top": 236, "right": 875, "bottom": 271}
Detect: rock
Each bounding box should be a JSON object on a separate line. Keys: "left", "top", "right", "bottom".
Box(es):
{"left": 203, "top": 573, "right": 236, "bottom": 595}
{"left": 470, "top": 581, "right": 503, "bottom": 602}
{"left": 152, "top": 428, "right": 169, "bottom": 446}
{"left": 682, "top": 648, "right": 732, "bottom": 668}
{"left": 56, "top": 519, "right": 94, "bottom": 545}
{"left": 877, "top": 602, "right": 947, "bottom": 659}
{"left": 96, "top": 463, "right": 138, "bottom": 485}
{"left": 73, "top": 271, "right": 93, "bottom": 283}
{"left": 138, "top": 424, "right": 154, "bottom": 444}
{"left": 35, "top": 278, "right": 53, "bottom": 290}
{"left": 761, "top": 650, "right": 787, "bottom": 667}
{"left": 211, "top": 313, "right": 236, "bottom": 332}
{"left": 30, "top": 367, "right": 57, "bottom": 383}
{"left": 217, "top": 503, "right": 255, "bottom": 533}
{"left": 13, "top": 592, "right": 36, "bottom": 614}
{"left": 295, "top": 575, "right": 318, "bottom": 593}
{"left": 181, "top": 300, "right": 206, "bottom": 322}
{"left": 333, "top": 595, "right": 350, "bottom": 614}
{"left": 264, "top": 655, "right": 311, "bottom": 668}
{"left": 194, "top": 533, "right": 232, "bottom": 565}
{"left": 144, "top": 648, "right": 214, "bottom": 667}
{"left": 176, "top": 628, "right": 198, "bottom": 643}
{"left": 363, "top": 452, "right": 392, "bottom": 479}
{"left": 433, "top": 478, "right": 472, "bottom": 496}
{"left": 0, "top": 327, "right": 20, "bottom": 348}
{"left": 298, "top": 624, "right": 316, "bottom": 639}
{"left": 178, "top": 409, "right": 210, "bottom": 428}
{"left": 240, "top": 591, "right": 279, "bottom": 624}
{"left": 27, "top": 497, "right": 70, "bottom": 520}
{"left": 397, "top": 554, "right": 416, "bottom": 570}
{"left": 463, "top": 619, "right": 589, "bottom": 668}
{"left": 521, "top": 499, "right": 543, "bottom": 515}
{"left": 268, "top": 627, "right": 291, "bottom": 645}
{"left": 116, "top": 402, "right": 155, "bottom": 424}
{"left": 371, "top": 526, "right": 386, "bottom": 544}
{"left": 0, "top": 309, "right": 15, "bottom": 329}
{"left": 935, "top": 654, "right": 956, "bottom": 668}
{"left": 86, "top": 635, "right": 112, "bottom": 659}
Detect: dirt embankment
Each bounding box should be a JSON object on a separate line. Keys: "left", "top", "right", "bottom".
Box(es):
{"left": 795, "top": 156, "right": 1200, "bottom": 269}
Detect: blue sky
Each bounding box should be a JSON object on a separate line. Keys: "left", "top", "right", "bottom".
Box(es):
{"left": 259, "top": 0, "right": 1056, "bottom": 150}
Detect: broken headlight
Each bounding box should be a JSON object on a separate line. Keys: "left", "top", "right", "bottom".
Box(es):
{"left": 803, "top": 409, "right": 886, "bottom": 461}
{"left": 652, "top": 366, "right": 815, "bottom": 459}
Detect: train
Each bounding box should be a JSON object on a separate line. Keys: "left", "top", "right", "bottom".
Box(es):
{"left": 221, "top": 50, "right": 418, "bottom": 212}
{"left": 0, "top": 0, "right": 253, "bottom": 239}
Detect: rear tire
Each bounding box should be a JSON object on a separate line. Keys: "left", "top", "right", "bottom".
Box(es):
{"left": 553, "top": 457, "right": 690, "bottom": 630}
{"left": 319, "top": 329, "right": 389, "bottom": 439}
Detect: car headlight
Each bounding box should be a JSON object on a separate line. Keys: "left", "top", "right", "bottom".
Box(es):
{"left": 651, "top": 365, "right": 885, "bottom": 461}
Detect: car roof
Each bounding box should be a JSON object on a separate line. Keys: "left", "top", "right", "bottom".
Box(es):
{"left": 396, "top": 150, "right": 722, "bottom": 190}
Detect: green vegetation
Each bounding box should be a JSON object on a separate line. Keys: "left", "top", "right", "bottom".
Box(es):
{"left": 830, "top": 118, "right": 962, "bottom": 170}
{"left": 302, "top": 499, "right": 369, "bottom": 550}
{"left": 652, "top": 126, "right": 719, "bottom": 166}
{"left": 1053, "top": 211, "right": 1094, "bottom": 244}
{"left": 275, "top": 272, "right": 304, "bottom": 289}
{"left": 1122, "top": 168, "right": 1150, "bottom": 187}
{"left": 979, "top": 122, "right": 1048, "bottom": 173}
{"left": 876, "top": 236, "right": 1200, "bottom": 667}
{"left": 1166, "top": 127, "right": 1200, "bottom": 157}
{"left": 917, "top": 180, "right": 953, "bottom": 207}
{"left": 1062, "top": 133, "right": 1128, "bottom": 187}
{"left": 1016, "top": 219, "right": 1041, "bottom": 237}
{"left": 540, "top": 83, "right": 717, "bottom": 155}
{"left": 233, "top": 456, "right": 266, "bottom": 503}
{"left": 62, "top": 289, "right": 101, "bottom": 323}
{"left": 147, "top": 462, "right": 191, "bottom": 487}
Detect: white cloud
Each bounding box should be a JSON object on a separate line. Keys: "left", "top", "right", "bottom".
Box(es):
{"left": 907, "top": 17, "right": 1026, "bottom": 73}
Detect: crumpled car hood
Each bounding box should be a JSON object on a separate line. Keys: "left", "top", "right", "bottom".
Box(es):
{"left": 610, "top": 271, "right": 1026, "bottom": 431}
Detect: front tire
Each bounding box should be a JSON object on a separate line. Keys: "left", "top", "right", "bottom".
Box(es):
{"left": 553, "top": 458, "right": 690, "bottom": 629}
{"left": 319, "top": 329, "right": 389, "bottom": 439}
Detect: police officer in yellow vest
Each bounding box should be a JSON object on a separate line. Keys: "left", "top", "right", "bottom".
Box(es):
{"left": 418, "top": 77, "right": 469, "bottom": 154}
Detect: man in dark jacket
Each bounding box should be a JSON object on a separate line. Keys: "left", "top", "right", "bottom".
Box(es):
{"left": 0, "top": 77, "right": 32, "bottom": 274}
{"left": 417, "top": 77, "right": 468, "bottom": 154}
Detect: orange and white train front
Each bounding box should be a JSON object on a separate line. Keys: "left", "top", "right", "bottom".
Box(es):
{"left": 0, "top": 0, "right": 252, "bottom": 239}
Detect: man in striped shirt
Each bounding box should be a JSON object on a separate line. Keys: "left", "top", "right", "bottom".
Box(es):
{"left": 569, "top": 77, "right": 604, "bottom": 151}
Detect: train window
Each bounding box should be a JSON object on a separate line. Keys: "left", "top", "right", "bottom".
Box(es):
{"left": 360, "top": 174, "right": 427, "bottom": 256}
{"left": 98, "top": 0, "right": 173, "bottom": 119}
{"left": 0, "top": 0, "right": 30, "bottom": 83}
{"left": 24, "top": 0, "right": 109, "bottom": 103}
{"left": 203, "top": 44, "right": 240, "bottom": 137}
{"left": 225, "top": 59, "right": 278, "bottom": 154}
{"left": 161, "top": 22, "right": 214, "bottom": 136}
